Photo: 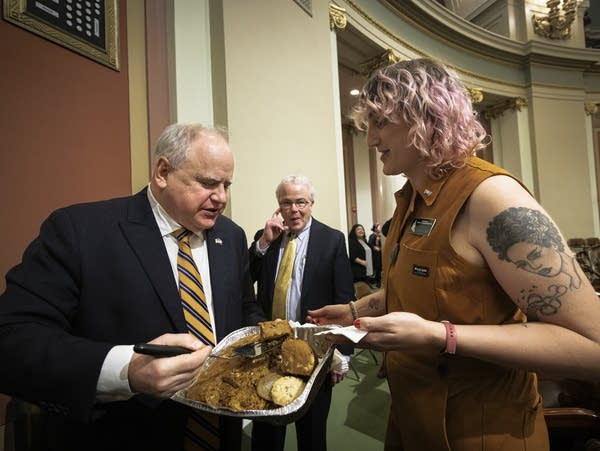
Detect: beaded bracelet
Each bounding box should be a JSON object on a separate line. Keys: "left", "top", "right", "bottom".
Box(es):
{"left": 349, "top": 301, "right": 359, "bottom": 321}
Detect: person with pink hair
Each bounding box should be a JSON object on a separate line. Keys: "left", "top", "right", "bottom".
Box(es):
{"left": 308, "top": 58, "right": 600, "bottom": 450}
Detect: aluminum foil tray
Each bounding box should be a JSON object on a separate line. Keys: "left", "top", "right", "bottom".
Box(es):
{"left": 172, "top": 325, "right": 335, "bottom": 425}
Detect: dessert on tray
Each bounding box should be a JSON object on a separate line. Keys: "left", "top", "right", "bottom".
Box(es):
{"left": 173, "top": 320, "right": 336, "bottom": 424}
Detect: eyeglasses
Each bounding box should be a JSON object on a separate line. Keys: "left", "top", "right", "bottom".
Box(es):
{"left": 278, "top": 199, "right": 312, "bottom": 210}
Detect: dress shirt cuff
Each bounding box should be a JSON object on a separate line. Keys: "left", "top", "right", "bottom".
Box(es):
{"left": 96, "top": 345, "right": 134, "bottom": 402}
{"left": 330, "top": 349, "right": 350, "bottom": 373}
{"left": 255, "top": 240, "right": 269, "bottom": 255}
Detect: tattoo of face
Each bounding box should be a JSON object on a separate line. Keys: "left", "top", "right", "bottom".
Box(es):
{"left": 486, "top": 207, "right": 584, "bottom": 317}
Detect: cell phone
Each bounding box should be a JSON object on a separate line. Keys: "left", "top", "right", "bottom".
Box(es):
{"left": 133, "top": 343, "right": 192, "bottom": 358}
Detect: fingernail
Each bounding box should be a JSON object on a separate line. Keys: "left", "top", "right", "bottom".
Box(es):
{"left": 354, "top": 319, "right": 361, "bottom": 329}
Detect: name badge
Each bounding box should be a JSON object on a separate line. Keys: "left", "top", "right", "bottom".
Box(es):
{"left": 410, "top": 218, "right": 436, "bottom": 237}
{"left": 412, "top": 265, "right": 429, "bottom": 277}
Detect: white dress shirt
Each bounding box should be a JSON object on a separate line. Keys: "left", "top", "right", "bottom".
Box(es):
{"left": 277, "top": 219, "right": 311, "bottom": 322}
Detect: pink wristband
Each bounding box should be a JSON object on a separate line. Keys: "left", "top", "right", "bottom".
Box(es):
{"left": 441, "top": 320, "right": 457, "bottom": 354}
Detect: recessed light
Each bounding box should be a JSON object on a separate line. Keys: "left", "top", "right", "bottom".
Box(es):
{"left": 350, "top": 89, "right": 360, "bottom": 96}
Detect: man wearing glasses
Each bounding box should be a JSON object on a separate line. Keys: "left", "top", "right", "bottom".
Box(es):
{"left": 249, "top": 174, "right": 355, "bottom": 451}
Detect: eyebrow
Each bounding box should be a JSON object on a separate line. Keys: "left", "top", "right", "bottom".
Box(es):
{"left": 196, "top": 176, "right": 232, "bottom": 185}
{"left": 526, "top": 247, "right": 541, "bottom": 260}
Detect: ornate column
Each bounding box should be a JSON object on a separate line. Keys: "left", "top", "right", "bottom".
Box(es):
{"left": 329, "top": 2, "right": 350, "bottom": 234}
{"left": 584, "top": 103, "right": 600, "bottom": 235}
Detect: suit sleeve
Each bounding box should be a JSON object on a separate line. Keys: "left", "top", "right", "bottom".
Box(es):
{"left": 332, "top": 232, "right": 356, "bottom": 305}
{"left": 248, "top": 239, "right": 264, "bottom": 283}
{"left": 332, "top": 232, "right": 356, "bottom": 356}
{"left": 0, "top": 209, "right": 113, "bottom": 421}
{"left": 240, "top": 235, "right": 267, "bottom": 326}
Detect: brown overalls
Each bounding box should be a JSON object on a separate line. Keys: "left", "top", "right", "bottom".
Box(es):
{"left": 382, "top": 157, "right": 549, "bottom": 451}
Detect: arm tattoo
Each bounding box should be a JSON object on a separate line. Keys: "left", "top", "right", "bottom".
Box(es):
{"left": 517, "top": 284, "right": 566, "bottom": 320}
{"left": 368, "top": 297, "right": 381, "bottom": 312}
{"left": 486, "top": 207, "right": 585, "bottom": 318}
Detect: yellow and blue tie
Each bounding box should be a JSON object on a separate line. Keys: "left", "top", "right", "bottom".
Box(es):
{"left": 173, "top": 228, "right": 220, "bottom": 451}
{"left": 272, "top": 232, "right": 297, "bottom": 320}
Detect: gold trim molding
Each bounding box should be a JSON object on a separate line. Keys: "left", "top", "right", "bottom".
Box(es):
{"left": 3, "top": 0, "right": 119, "bottom": 70}
{"left": 329, "top": 4, "right": 347, "bottom": 31}
{"left": 360, "top": 48, "right": 401, "bottom": 76}
{"left": 532, "top": 0, "right": 577, "bottom": 40}
{"left": 483, "top": 97, "right": 528, "bottom": 120}
{"left": 342, "top": 0, "right": 525, "bottom": 89}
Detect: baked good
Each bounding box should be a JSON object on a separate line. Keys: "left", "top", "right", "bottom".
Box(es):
{"left": 256, "top": 371, "right": 283, "bottom": 401}
{"left": 186, "top": 376, "right": 228, "bottom": 408}
{"left": 271, "top": 376, "right": 306, "bottom": 406}
{"left": 280, "top": 338, "right": 316, "bottom": 377}
{"left": 186, "top": 338, "right": 273, "bottom": 411}
{"left": 186, "top": 326, "right": 318, "bottom": 412}
{"left": 259, "top": 319, "right": 293, "bottom": 339}
{"left": 223, "top": 382, "right": 269, "bottom": 411}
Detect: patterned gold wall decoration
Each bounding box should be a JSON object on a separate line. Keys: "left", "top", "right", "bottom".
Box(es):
{"left": 532, "top": 0, "right": 577, "bottom": 40}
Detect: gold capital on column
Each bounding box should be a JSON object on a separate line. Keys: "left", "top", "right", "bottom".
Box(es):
{"left": 467, "top": 88, "right": 484, "bottom": 104}
{"left": 329, "top": 3, "right": 347, "bottom": 31}
{"left": 585, "top": 103, "right": 598, "bottom": 116}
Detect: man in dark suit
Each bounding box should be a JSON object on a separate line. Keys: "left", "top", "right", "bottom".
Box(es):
{"left": 249, "top": 175, "right": 355, "bottom": 451}
{"left": 0, "top": 123, "right": 265, "bottom": 450}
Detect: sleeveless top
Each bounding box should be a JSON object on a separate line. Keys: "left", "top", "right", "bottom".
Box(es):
{"left": 382, "top": 157, "right": 549, "bottom": 451}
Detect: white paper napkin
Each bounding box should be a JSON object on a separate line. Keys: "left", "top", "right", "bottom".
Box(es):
{"left": 314, "top": 325, "right": 367, "bottom": 343}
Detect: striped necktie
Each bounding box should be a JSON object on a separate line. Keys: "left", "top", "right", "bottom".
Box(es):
{"left": 172, "top": 228, "right": 220, "bottom": 451}
{"left": 272, "top": 232, "right": 297, "bottom": 320}
{"left": 173, "top": 228, "right": 215, "bottom": 345}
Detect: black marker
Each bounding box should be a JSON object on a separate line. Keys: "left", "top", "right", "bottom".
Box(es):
{"left": 133, "top": 343, "right": 192, "bottom": 358}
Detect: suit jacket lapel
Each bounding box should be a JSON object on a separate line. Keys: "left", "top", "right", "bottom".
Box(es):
{"left": 205, "top": 224, "right": 230, "bottom": 340}
{"left": 266, "top": 235, "right": 283, "bottom": 300}
{"left": 300, "top": 219, "right": 321, "bottom": 305}
{"left": 120, "top": 190, "right": 186, "bottom": 332}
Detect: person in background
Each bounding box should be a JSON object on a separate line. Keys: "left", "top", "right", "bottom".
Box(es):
{"left": 381, "top": 218, "right": 392, "bottom": 238}
{"left": 307, "top": 58, "right": 600, "bottom": 451}
{"left": 368, "top": 223, "right": 383, "bottom": 288}
{"left": 249, "top": 174, "right": 354, "bottom": 451}
{"left": 0, "top": 123, "right": 265, "bottom": 450}
{"left": 348, "top": 223, "right": 375, "bottom": 285}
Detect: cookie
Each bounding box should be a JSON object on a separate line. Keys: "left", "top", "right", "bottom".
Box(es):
{"left": 270, "top": 376, "right": 306, "bottom": 406}
{"left": 280, "top": 338, "right": 316, "bottom": 377}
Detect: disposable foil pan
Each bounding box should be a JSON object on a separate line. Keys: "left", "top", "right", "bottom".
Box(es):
{"left": 172, "top": 325, "right": 335, "bottom": 425}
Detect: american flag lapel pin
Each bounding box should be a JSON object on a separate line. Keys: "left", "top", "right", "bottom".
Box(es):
{"left": 215, "top": 238, "right": 223, "bottom": 245}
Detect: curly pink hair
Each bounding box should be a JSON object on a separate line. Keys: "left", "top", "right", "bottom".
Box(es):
{"left": 351, "top": 58, "right": 487, "bottom": 180}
